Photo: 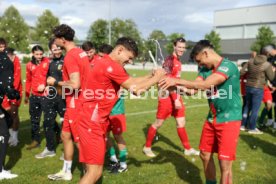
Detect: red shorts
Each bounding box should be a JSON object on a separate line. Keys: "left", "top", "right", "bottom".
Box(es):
{"left": 1, "top": 96, "right": 22, "bottom": 110}
{"left": 62, "top": 108, "right": 79, "bottom": 142}
{"left": 156, "top": 96, "right": 185, "bottom": 119}
{"left": 262, "top": 86, "right": 272, "bottom": 103}
{"left": 78, "top": 103, "right": 109, "bottom": 165}
{"left": 108, "top": 114, "right": 126, "bottom": 135}
{"left": 199, "top": 121, "right": 241, "bottom": 161}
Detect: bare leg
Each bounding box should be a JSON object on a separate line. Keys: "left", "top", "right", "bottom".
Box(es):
{"left": 200, "top": 151, "right": 216, "bottom": 181}
{"left": 9, "top": 104, "right": 20, "bottom": 131}
{"left": 62, "top": 131, "right": 74, "bottom": 161}
{"left": 219, "top": 160, "right": 233, "bottom": 184}
{"left": 79, "top": 164, "right": 103, "bottom": 184}
{"left": 114, "top": 134, "right": 126, "bottom": 150}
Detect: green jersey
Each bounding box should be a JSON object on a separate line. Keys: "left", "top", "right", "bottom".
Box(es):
{"left": 198, "top": 58, "right": 242, "bottom": 123}
{"left": 110, "top": 97, "right": 125, "bottom": 115}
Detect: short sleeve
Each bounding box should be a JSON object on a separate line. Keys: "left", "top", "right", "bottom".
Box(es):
{"left": 197, "top": 67, "right": 207, "bottom": 80}
{"left": 65, "top": 54, "right": 79, "bottom": 75}
{"left": 216, "top": 62, "right": 234, "bottom": 79}
{"left": 105, "top": 62, "right": 129, "bottom": 85}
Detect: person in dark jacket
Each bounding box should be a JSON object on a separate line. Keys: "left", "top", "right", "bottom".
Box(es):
{"left": 34, "top": 39, "right": 66, "bottom": 159}
{"left": 240, "top": 46, "right": 275, "bottom": 134}
{"left": 262, "top": 44, "right": 276, "bottom": 129}
{"left": 0, "top": 46, "right": 20, "bottom": 180}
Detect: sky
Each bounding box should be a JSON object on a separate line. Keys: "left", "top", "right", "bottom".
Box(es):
{"left": 0, "top": 0, "right": 275, "bottom": 41}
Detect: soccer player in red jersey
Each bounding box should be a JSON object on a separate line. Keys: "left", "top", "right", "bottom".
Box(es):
{"left": 143, "top": 37, "right": 199, "bottom": 157}
{"left": 25, "top": 45, "right": 51, "bottom": 150}
{"left": 81, "top": 41, "right": 99, "bottom": 64}
{"left": 77, "top": 37, "right": 166, "bottom": 184}
{"left": 47, "top": 24, "right": 90, "bottom": 181}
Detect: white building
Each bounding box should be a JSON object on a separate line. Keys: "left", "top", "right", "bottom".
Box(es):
{"left": 214, "top": 4, "right": 276, "bottom": 54}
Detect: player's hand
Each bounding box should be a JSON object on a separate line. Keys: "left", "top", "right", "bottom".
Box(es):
{"left": 37, "top": 84, "right": 45, "bottom": 92}
{"left": 158, "top": 77, "right": 177, "bottom": 89}
{"left": 153, "top": 68, "right": 166, "bottom": 80}
{"left": 47, "top": 76, "right": 56, "bottom": 86}
{"left": 174, "top": 99, "right": 182, "bottom": 109}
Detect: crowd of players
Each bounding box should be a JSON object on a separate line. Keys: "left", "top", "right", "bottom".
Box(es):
{"left": 0, "top": 24, "right": 276, "bottom": 184}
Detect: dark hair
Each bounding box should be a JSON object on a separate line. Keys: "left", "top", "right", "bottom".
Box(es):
{"left": 98, "top": 43, "right": 113, "bottom": 54}
{"left": 190, "top": 40, "right": 214, "bottom": 60}
{"left": 5, "top": 47, "right": 15, "bottom": 55}
{"left": 32, "top": 45, "right": 44, "bottom": 53}
{"left": 173, "top": 37, "right": 186, "bottom": 46}
{"left": 53, "top": 24, "right": 75, "bottom": 41}
{"left": 81, "top": 41, "right": 95, "bottom": 51}
{"left": 48, "top": 38, "right": 56, "bottom": 50}
{"left": 261, "top": 44, "right": 276, "bottom": 55}
{"left": 115, "top": 37, "right": 138, "bottom": 57}
{"left": 241, "top": 62, "right": 247, "bottom": 68}
{"left": 0, "top": 37, "right": 7, "bottom": 46}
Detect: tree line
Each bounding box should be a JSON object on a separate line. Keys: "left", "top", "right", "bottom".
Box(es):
{"left": 0, "top": 5, "right": 275, "bottom": 61}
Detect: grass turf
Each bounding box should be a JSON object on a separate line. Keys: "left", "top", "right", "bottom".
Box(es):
{"left": 2, "top": 68, "right": 276, "bottom": 184}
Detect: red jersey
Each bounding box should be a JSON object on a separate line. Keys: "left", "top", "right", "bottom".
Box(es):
{"left": 89, "top": 54, "right": 101, "bottom": 64}
{"left": 25, "top": 57, "right": 49, "bottom": 97}
{"left": 62, "top": 47, "right": 90, "bottom": 108}
{"left": 162, "top": 54, "right": 182, "bottom": 101}
{"left": 240, "top": 74, "right": 247, "bottom": 96}
{"left": 163, "top": 55, "right": 181, "bottom": 79}
{"left": 81, "top": 55, "right": 129, "bottom": 123}
{"left": 13, "top": 56, "right": 22, "bottom": 92}
{"left": 10, "top": 56, "right": 22, "bottom": 103}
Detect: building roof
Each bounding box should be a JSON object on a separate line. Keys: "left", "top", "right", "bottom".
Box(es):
{"left": 214, "top": 4, "right": 276, "bottom": 27}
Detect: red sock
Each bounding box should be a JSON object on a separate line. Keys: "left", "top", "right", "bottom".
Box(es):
{"left": 177, "top": 127, "right": 191, "bottom": 149}
{"left": 145, "top": 126, "right": 157, "bottom": 147}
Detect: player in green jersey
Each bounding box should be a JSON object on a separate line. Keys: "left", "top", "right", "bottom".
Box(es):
{"left": 159, "top": 40, "right": 242, "bottom": 184}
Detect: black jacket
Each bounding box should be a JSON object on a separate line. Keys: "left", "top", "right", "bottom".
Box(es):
{"left": 47, "top": 55, "right": 64, "bottom": 82}
{"left": 0, "top": 50, "right": 19, "bottom": 105}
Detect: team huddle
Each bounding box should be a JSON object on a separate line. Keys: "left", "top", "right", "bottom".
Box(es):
{"left": 3, "top": 23, "right": 275, "bottom": 184}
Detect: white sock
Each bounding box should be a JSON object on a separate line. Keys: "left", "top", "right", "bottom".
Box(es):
{"left": 13, "top": 131, "right": 18, "bottom": 140}
{"left": 110, "top": 155, "right": 118, "bottom": 163}
{"left": 9, "top": 129, "right": 13, "bottom": 136}
{"left": 62, "top": 160, "right": 72, "bottom": 173}
{"left": 120, "top": 162, "right": 127, "bottom": 168}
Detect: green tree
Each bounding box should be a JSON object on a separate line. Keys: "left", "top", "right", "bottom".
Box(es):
{"left": 111, "top": 18, "right": 143, "bottom": 61}
{"left": 87, "top": 18, "right": 143, "bottom": 61}
{"left": 251, "top": 26, "right": 275, "bottom": 53}
{"left": 32, "top": 10, "right": 60, "bottom": 51}
{"left": 110, "top": 19, "right": 141, "bottom": 45}
{"left": 87, "top": 19, "right": 109, "bottom": 48}
{"left": 165, "top": 33, "right": 185, "bottom": 54}
{"left": 205, "top": 30, "right": 221, "bottom": 54}
{"left": 0, "top": 6, "right": 29, "bottom": 52}
{"left": 146, "top": 30, "right": 166, "bottom": 59}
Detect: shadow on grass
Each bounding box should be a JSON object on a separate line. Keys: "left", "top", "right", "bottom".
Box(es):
{"left": 259, "top": 126, "right": 276, "bottom": 137}
{"left": 240, "top": 134, "right": 276, "bottom": 157}
{"left": 128, "top": 146, "right": 203, "bottom": 184}
{"left": 142, "top": 124, "right": 182, "bottom": 152}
